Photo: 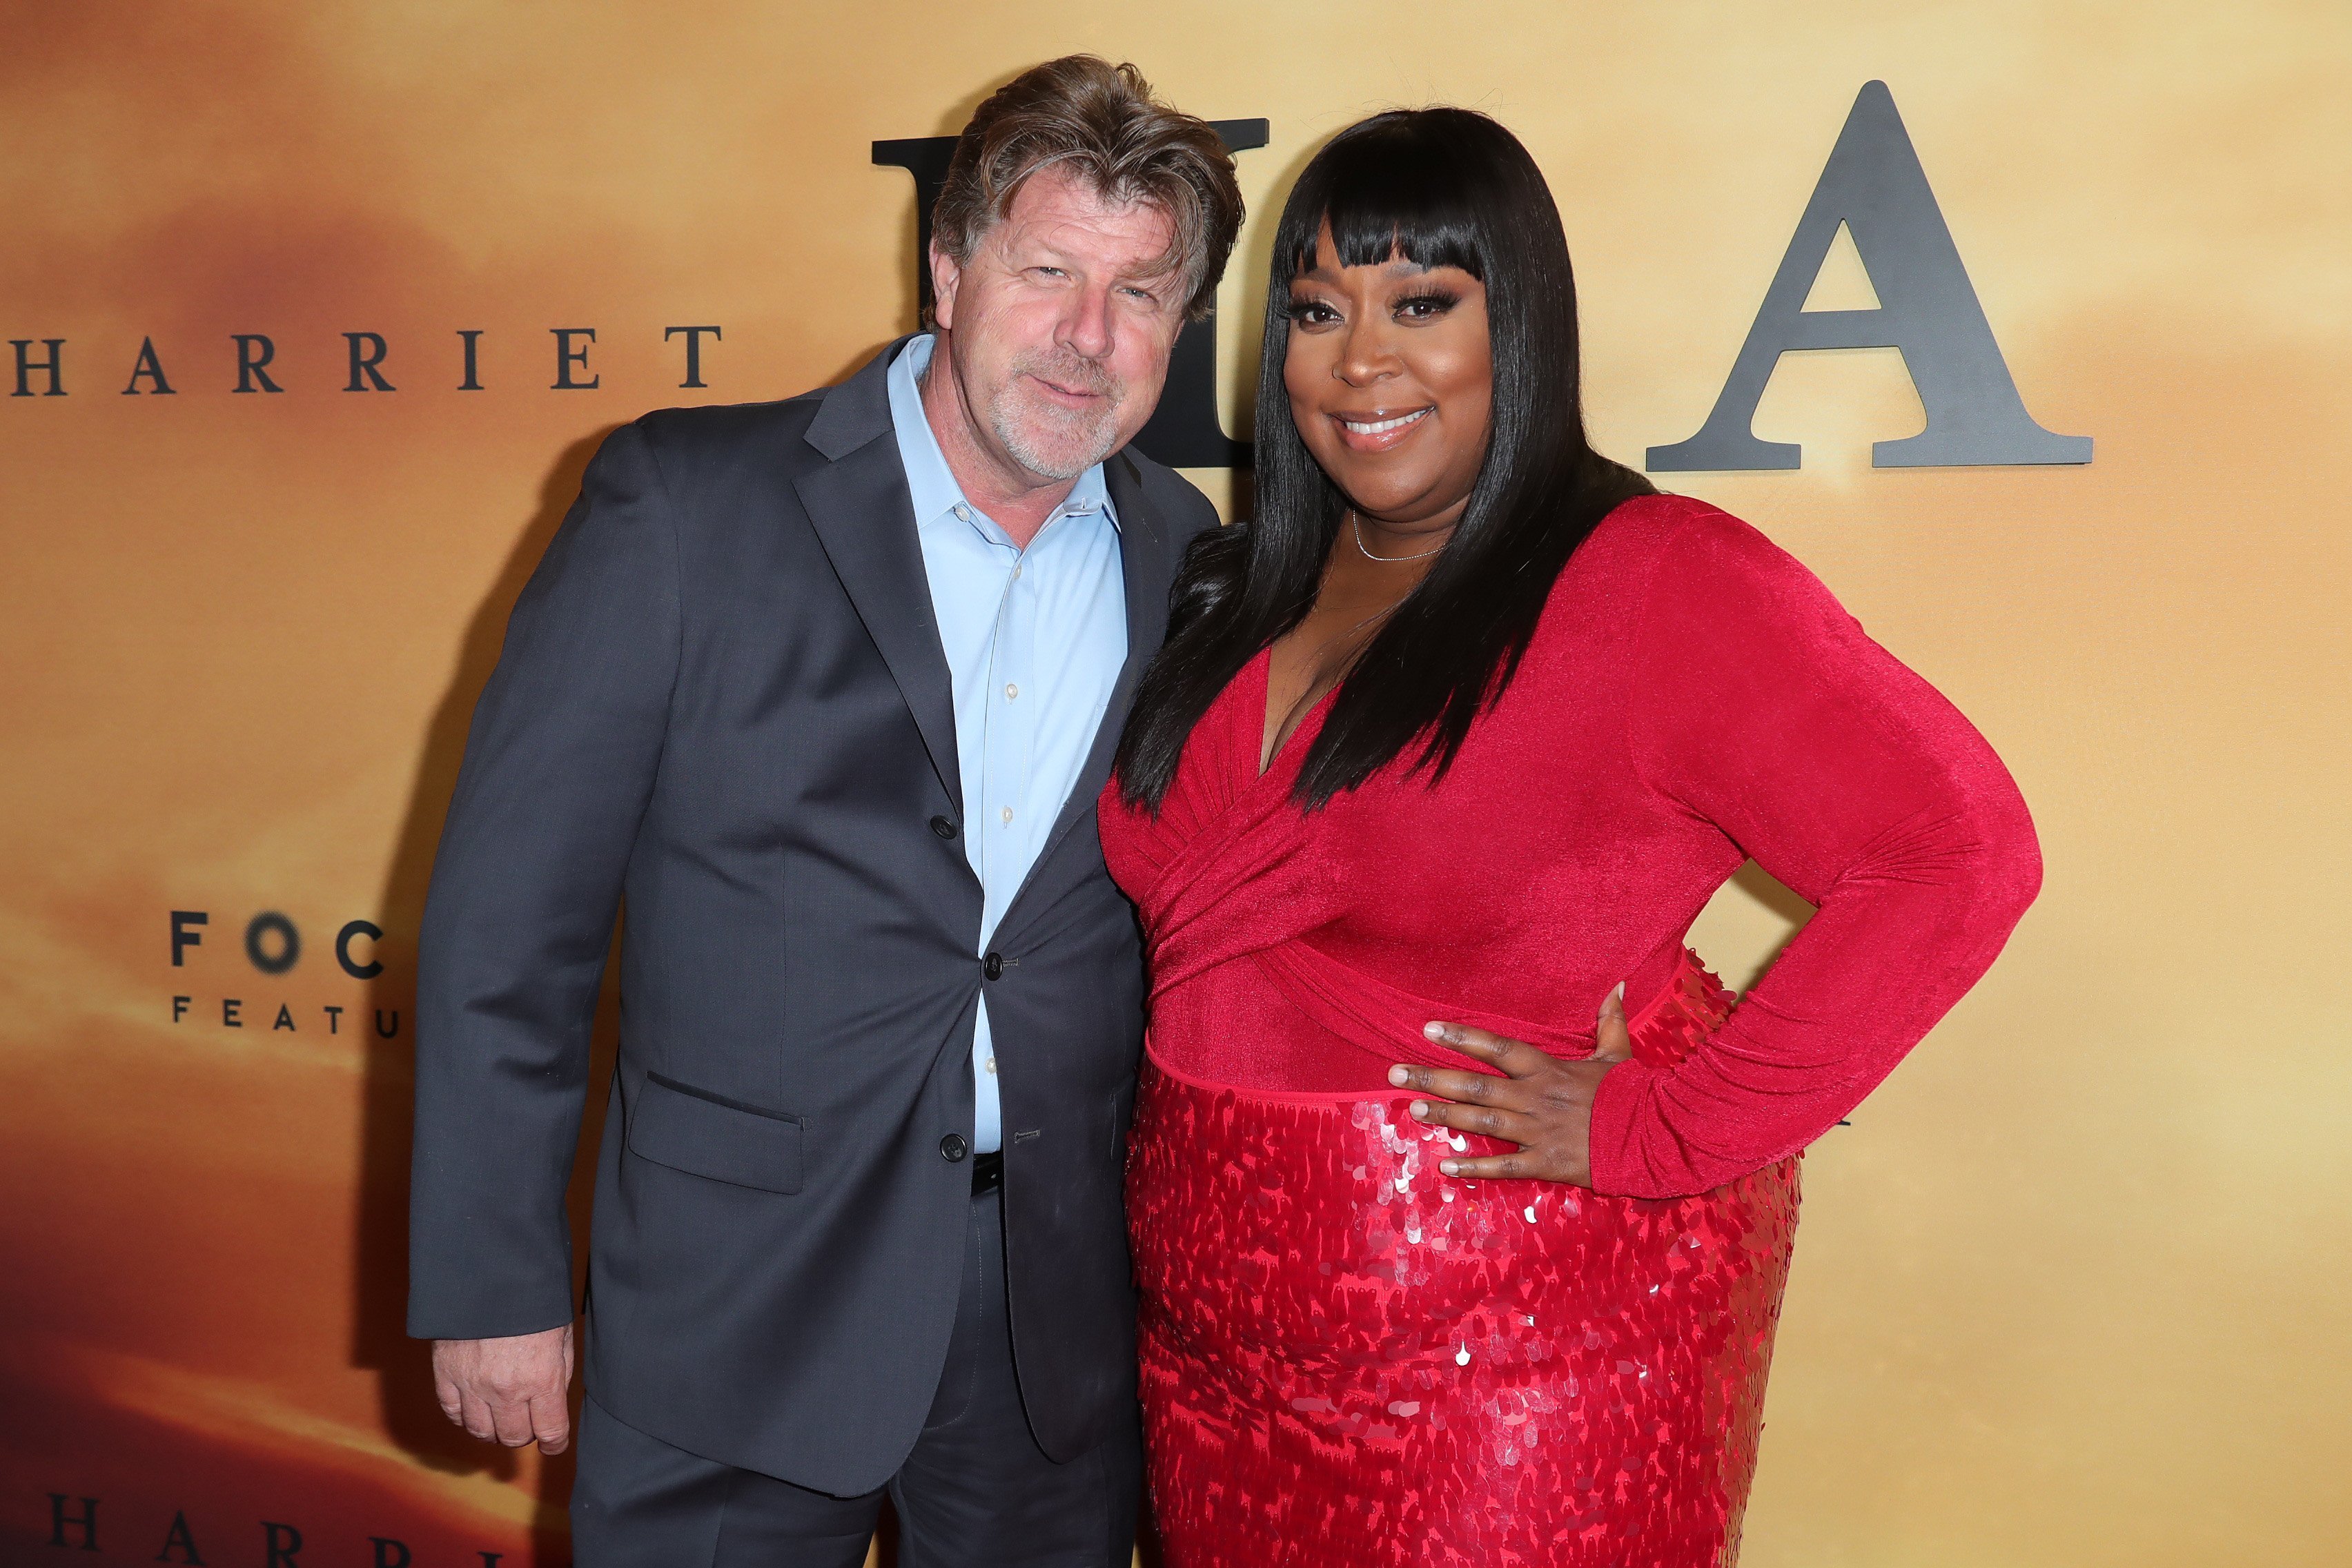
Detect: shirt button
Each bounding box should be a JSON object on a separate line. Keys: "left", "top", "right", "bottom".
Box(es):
{"left": 929, "top": 815, "right": 958, "bottom": 841}
{"left": 1003, "top": 683, "right": 1018, "bottom": 700}
{"left": 983, "top": 952, "right": 1005, "bottom": 981}
{"left": 953, "top": 504, "right": 972, "bottom": 522}
{"left": 1000, "top": 806, "right": 1013, "bottom": 825}
{"left": 940, "top": 1133, "right": 970, "bottom": 1163}
{"left": 1011, "top": 565, "right": 1022, "bottom": 581}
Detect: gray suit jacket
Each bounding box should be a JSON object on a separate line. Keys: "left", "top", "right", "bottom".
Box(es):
{"left": 406, "top": 340, "right": 1215, "bottom": 1493}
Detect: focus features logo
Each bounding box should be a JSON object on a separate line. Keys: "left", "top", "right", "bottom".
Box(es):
{"left": 167, "top": 908, "right": 401, "bottom": 1039}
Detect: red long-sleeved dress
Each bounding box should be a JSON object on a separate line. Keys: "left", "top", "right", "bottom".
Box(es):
{"left": 1099, "top": 496, "right": 2041, "bottom": 1566}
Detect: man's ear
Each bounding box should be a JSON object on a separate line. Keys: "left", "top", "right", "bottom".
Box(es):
{"left": 928, "top": 242, "right": 961, "bottom": 331}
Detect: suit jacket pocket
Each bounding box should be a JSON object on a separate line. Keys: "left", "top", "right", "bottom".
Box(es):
{"left": 629, "top": 1071, "right": 805, "bottom": 1194}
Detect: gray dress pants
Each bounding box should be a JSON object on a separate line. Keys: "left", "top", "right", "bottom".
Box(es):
{"left": 571, "top": 1186, "right": 1143, "bottom": 1567}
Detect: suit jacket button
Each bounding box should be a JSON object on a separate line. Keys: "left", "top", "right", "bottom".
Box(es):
{"left": 982, "top": 951, "right": 1004, "bottom": 981}
{"left": 939, "top": 1133, "right": 970, "bottom": 1163}
{"left": 930, "top": 815, "right": 959, "bottom": 841}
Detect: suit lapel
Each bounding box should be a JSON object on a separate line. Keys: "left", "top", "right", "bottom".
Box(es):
{"left": 794, "top": 343, "right": 962, "bottom": 809}
{"left": 1011, "top": 453, "right": 1173, "bottom": 915}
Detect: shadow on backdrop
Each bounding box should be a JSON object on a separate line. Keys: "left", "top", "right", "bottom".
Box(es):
{"left": 353, "top": 427, "right": 620, "bottom": 1565}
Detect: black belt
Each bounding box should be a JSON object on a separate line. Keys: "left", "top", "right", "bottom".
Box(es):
{"left": 970, "top": 1149, "right": 1003, "bottom": 1195}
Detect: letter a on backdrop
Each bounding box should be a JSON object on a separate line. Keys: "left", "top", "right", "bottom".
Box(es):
{"left": 1648, "top": 81, "right": 2091, "bottom": 471}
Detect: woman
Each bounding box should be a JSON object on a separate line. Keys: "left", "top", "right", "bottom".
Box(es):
{"left": 1100, "top": 109, "right": 2040, "bottom": 1565}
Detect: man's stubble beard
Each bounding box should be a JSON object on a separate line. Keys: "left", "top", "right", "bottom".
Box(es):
{"left": 990, "top": 349, "right": 1129, "bottom": 482}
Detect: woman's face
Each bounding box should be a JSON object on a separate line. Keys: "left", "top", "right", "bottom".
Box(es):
{"left": 1282, "top": 226, "right": 1493, "bottom": 536}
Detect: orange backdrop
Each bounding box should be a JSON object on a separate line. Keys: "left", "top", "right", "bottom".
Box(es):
{"left": 3, "top": 2, "right": 2346, "bottom": 1564}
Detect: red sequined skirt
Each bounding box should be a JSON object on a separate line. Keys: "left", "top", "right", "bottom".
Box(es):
{"left": 1126, "top": 955, "right": 1800, "bottom": 1567}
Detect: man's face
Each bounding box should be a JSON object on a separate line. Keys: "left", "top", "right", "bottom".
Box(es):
{"left": 930, "top": 166, "right": 1188, "bottom": 482}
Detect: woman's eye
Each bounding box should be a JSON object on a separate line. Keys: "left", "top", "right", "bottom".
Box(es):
{"left": 1395, "top": 292, "right": 1459, "bottom": 321}
{"left": 1286, "top": 299, "right": 1339, "bottom": 326}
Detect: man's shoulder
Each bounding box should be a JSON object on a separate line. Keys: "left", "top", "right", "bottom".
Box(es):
{"left": 619, "top": 337, "right": 904, "bottom": 487}
{"left": 624, "top": 389, "right": 829, "bottom": 477}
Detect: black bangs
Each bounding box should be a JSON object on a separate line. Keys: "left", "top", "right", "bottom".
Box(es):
{"left": 1282, "top": 116, "right": 1488, "bottom": 282}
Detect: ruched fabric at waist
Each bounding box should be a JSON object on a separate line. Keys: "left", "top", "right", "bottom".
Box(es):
{"left": 1143, "top": 942, "right": 1722, "bottom": 1101}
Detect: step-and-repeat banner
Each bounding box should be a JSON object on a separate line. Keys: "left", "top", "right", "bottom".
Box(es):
{"left": 4, "top": 3, "right": 2344, "bottom": 1563}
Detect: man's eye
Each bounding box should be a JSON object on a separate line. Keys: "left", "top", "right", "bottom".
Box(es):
{"left": 1032, "top": 266, "right": 1068, "bottom": 280}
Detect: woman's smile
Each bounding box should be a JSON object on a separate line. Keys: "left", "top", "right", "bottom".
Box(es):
{"left": 1331, "top": 406, "right": 1433, "bottom": 451}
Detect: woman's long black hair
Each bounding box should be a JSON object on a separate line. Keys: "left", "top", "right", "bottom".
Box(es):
{"left": 1115, "top": 107, "right": 1653, "bottom": 810}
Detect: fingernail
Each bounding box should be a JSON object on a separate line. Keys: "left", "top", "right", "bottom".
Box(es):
{"left": 1388, "top": 1066, "right": 1409, "bottom": 1087}
{"left": 1409, "top": 1101, "right": 1429, "bottom": 1117}
{"left": 1612, "top": 982, "right": 1625, "bottom": 1003}
{"left": 1424, "top": 1022, "right": 1446, "bottom": 1040}
{"left": 1440, "top": 1160, "right": 1460, "bottom": 1176}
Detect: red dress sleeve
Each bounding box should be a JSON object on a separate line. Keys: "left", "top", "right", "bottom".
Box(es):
{"left": 1586, "top": 506, "right": 2042, "bottom": 1198}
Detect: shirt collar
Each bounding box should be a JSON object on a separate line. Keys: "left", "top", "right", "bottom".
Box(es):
{"left": 886, "top": 334, "right": 1118, "bottom": 543}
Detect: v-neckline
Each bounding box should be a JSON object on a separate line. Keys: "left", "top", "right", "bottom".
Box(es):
{"left": 1251, "top": 646, "right": 1342, "bottom": 781}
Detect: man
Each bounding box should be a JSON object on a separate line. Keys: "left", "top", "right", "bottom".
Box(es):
{"left": 406, "top": 57, "right": 1242, "bottom": 1566}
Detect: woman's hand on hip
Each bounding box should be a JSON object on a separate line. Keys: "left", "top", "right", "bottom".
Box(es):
{"left": 1389, "top": 986, "right": 1632, "bottom": 1186}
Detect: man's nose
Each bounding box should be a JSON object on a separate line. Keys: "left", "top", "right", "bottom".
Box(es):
{"left": 1057, "top": 282, "right": 1117, "bottom": 361}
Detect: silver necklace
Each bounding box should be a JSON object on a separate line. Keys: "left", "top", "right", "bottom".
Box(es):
{"left": 1350, "top": 509, "right": 1447, "bottom": 563}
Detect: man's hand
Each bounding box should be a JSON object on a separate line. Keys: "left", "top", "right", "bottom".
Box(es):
{"left": 1386, "top": 985, "right": 1635, "bottom": 1187}
{"left": 433, "top": 1323, "right": 576, "bottom": 1454}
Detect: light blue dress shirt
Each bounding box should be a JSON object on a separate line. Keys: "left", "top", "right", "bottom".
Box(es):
{"left": 888, "top": 335, "right": 1127, "bottom": 1155}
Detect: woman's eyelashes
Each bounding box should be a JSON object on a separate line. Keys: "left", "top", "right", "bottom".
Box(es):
{"left": 1285, "top": 288, "right": 1462, "bottom": 331}
{"left": 1286, "top": 295, "right": 1341, "bottom": 328}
